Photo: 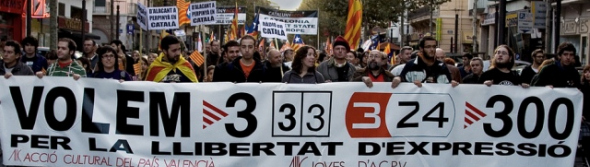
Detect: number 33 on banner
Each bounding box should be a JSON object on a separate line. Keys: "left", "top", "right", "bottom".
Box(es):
{"left": 345, "top": 92, "right": 456, "bottom": 138}
{"left": 272, "top": 91, "right": 332, "bottom": 137}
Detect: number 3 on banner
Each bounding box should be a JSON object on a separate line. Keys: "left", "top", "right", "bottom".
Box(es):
{"left": 225, "top": 93, "right": 257, "bottom": 138}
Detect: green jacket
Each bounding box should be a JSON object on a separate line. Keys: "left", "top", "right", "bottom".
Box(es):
{"left": 46, "top": 60, "right": 87, "bottom": 77}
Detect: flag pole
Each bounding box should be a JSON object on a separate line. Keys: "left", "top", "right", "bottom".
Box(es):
{"left": 203, "top": 28, "right": 208, "bottom": 82}
{"left": 317, "top": 8, "right": 320, "bottom": 50}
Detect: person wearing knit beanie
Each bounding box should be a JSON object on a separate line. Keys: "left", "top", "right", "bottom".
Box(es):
{"left": 317, "top": 36, "right": 356, "bottom": 82}
{"left": 332, "top": 36, "right": 350, "bottom": 51}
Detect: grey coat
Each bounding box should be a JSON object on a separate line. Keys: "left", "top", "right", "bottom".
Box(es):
{"left": 317, "top": 58, "right": 356, "bottom": 82}
{"left": 0, "top": 60, "right": 34, "bottom": 76}
{"left": 282, "top": 70, "right": 326, "bottom": 84}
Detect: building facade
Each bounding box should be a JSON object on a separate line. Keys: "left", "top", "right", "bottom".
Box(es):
{"left": 408, "top": 0, "right": 474, "bottom": 56}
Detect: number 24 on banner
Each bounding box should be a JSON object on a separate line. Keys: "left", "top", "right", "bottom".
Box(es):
{"left": 345, "top": 92, "right": 455, "bottom": 138}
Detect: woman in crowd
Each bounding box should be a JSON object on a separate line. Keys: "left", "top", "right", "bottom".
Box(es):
{"left": 138, "top": 57, "right": 149, "bottom": 81}
{"left": 148, "top": 53, "right": 158, "bottom": 65}
{"left": 132, "top": 50, "right": 141, "bottom": 63}
{"left": 205, "top": 65, "right": 215, "bottom": 82}
{"left": 479, "top": 45, "right": 528, "bottom": 88}
{"left": 282, "top": 45, "right": 325, "bottom": 84}
{"left": 92, "top": 46, "right": 132, "bottom": 81}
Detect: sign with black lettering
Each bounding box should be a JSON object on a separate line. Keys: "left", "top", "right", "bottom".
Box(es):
{"left": 136, "top": 2, "right": 148, "bottom": 30}
{"left": 0, "top": 77, "right": 583, "bottom": 167}
{"left": 256, "top": 7, "right": 318, "bottom": 35}
{"left": 260, "top": 19, "right": 288, "bottom": 40}
{"left": 147, "top": 6, "right": 179, "bottom": 30}
{"left": 214, "top": 7, "right": 247, "bottom": 25}
{"left": 189, "top": 1, "right": 216, "bottom": 26}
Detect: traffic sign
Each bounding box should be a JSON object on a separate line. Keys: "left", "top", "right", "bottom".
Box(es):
{"left": 518, "top": 11, "right": 533, "bottom": 33}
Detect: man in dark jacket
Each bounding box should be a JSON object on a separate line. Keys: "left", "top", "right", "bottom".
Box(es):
{"left": 264, "top": 49, "right": 290, "bottom": 82}
{"left": 532, "top": 42, "right": 580, "bottom": 88}
{"left": 317, "top": 36, "right": 356, "bottom": 82}
{"left": 354, "top": 50, "right": 394, "bottom": 87}
{"left": 520, "top": 49, "right": 545, "bottom": 84}
{"left": 392, "top": 36, "right": 458, "bottom": 88}
{"left": 213, "top": 35, "right": 266, "bottom": 83}
{"left": 20, "top": 36, "right": 47, "bottom": 73}
{"left": 1, "top": 40, "right": 34, "bottom": 77}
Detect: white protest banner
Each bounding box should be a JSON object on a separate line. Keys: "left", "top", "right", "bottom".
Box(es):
{"left": 0, "top": 77, "right": 582, "bottom": 167}
{"left": 147, "top": 6, "right": 179, "bottom": 30}
{"left": 214, "top": 7, "right": 247, "bottom": 25}
{"left": 256, "top": 7, "right": 318, "bottom": 35}
{"left": 260, "top": 20, "right": 288, "bottom": 40}
{"left": 137, "top": 3, "right": 148, "bottom": 30}
{"left": 189, "top": 1, "right": 216, "bottom": 26}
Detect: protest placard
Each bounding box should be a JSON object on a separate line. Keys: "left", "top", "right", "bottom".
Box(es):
{"left": 214, "top": 7, "right": 247, "bottom": 25}
{"left": 260, "top": 19, "right": 288, "bottom": 40}
{"left": 189, "top": 1, "right": 216, "bottom": 26}
{"left": 147, "top": 6, "right": 179, "bottom": 30}
{"left": 136, "top": 3, "right": 148, "bottom": 30}
{"left": 256, "top": 7, "right": 318, "bottom": 35}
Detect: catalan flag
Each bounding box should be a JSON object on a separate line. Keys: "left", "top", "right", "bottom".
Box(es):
{"left": 344, "top": 0, "right": 362, "bottom": 50}
{"left": 189, "top": 49, "right": 205, "bottom": 67}
{"left": 259, "top": 38, "right": 265, "bottom": 49}
{"left": 280, "top": 39, "right": 291, "bottom": 52}
{"left": 247, "top": 9, "right": 260, "bottom": 39}
{"left": 291, "top": 34, "right": 304, "bottom": 51}
{"left": 269, "top": 39, "right": 276, "bottom": 50}
{"left": 177, "top": 0, "right": 191, "bottom": 26}
{"left": 229, "top": 2, "right": 239, "bottom": 40}
{"left": 145, "top": 53, "right": 198, "bottom": 83}
{"left": 325, "top": 37, "right": 332, "bottom": 55}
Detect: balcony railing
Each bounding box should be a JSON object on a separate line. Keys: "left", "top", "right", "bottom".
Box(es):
{"left": 408, "top": 7, "right": 433, "bottom": 21}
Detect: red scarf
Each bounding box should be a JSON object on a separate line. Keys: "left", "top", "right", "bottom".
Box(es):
{"left": 57, "top": 60, "right": 73, "bottom": 68}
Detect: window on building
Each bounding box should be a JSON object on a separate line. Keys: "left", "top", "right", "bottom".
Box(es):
{"left": 58, "top": 3, "right": 65, "bottom": 16}
{"left": 95, "top": 0, "right": 106, "bottom": 7}
{"left": 71, "top": 6, "right": 83, "bottom": 19}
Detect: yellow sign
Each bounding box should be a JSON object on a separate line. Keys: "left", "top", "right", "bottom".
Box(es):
{"left": 506, "top": 13, "right": 518, "bottom": 27}
{"left": 436, "top": 18, "right": 442, "bottom": 41}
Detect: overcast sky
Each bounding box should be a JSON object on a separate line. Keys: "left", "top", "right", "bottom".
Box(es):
{"left": 272, "top": 0, "right": 303, "bottom": 10}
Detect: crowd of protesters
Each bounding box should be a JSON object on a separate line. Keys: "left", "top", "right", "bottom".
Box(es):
{"left": 0, "top": 34, "right": 589, "bottom": 162}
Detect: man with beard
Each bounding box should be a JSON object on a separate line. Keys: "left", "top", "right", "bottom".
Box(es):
{"left": 354, "top": 50, "right": 394, "bottom": 87}
{"left": 213, "top": 35, "right": 266, "bottom": 83}
{"left": 391, "top": 36, "right": 458, "bottom": 88}
{"left": 520, "top": 49, "right": 545, "bottom": 84}
{"left": 212, "top": 40, "right": 240, "bottom": 82}
{"left": 37, "top": 38, "right": 86, "bottom": 80}
{"left": 532, "top": 42, "right": 580, "bottom": 88}
{"left": 479, "top": 45, "right": 527, "bottom": 87}
{"left": 389, "top": 46, "right": 413, "bottom": 76}
{"left": 317, "top": 36, "right": 356, "bottom": 82}
{"left": 264, "top": 49, "right": 290, "bottom": 82}
{"left": 145, "top": 36, "right": 197, "bottom": 83}
{"left": 462, "top": 57, "right": 484, "bottom": 84}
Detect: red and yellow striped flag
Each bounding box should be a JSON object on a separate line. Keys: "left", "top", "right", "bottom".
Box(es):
{"left": 344, "top": 0, "right": 362, "bottom": 50}
{"left": 189, "top": 51, "right": 205, "bottom": 67}
{"left": 229, "top": 2, "right": 238, "bottom": 40}
{"left": 177, "top": 0, "right": 191, "bottom": 26}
